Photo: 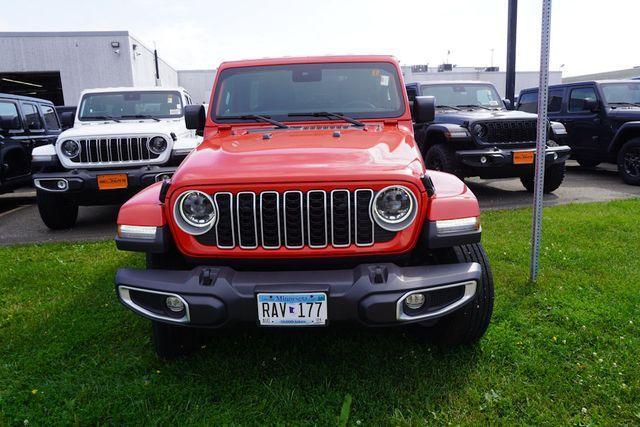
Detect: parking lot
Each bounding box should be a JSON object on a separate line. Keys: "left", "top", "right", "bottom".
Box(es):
{"left": 1, "top": 161, "right": 638, "bottom": 246}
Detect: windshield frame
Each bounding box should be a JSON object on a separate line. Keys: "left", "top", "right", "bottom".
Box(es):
{"left": 420, "top": 83, "right": 504, "bottom": 110}
{"left": 78, "top": 90, "right": 184, "bottom": 122}
{"left": 600, "top": 82, "right": 640, "bottom": 106}
{"left": 210, "top": 61, "right": 406, "bottom": 124}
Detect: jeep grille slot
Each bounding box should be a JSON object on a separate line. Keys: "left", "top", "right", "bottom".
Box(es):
{"left": 66, "top": 136, "right": 166, "bottom": 167}
{"left": 476, "top": 120, "right": 537, "bottom": 144}
{"left": 196, "top": 189, "right": 396, "bottom": 250}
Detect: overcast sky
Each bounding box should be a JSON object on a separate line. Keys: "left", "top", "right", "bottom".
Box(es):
{"left": 1, "top": 0, "right": 638, "bottom": 77}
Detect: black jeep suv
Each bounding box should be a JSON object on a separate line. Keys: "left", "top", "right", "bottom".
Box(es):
{"left": 0, "top": 93, "right": 62, "bottom": 193}
{"left": 407, "top": 81, "right": 571, "bottom": 193}
{"left": 519, "top": 80, "right": 640, "bottom": 185}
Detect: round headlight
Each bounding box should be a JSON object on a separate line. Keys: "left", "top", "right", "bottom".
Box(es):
{"left": 147, "top": 136, "right": 168, "bottom": 155}
{"left": 60, "top": 140, "right": 80, "bottom": 158}
{"left": 372, "top": 186, "right": 417, "bottom": 231}
{"left": 473, "top": 123, "right": 487, "bottom": 138}
{"left": 174, "top": 190, "right": 216, "bottom": 235}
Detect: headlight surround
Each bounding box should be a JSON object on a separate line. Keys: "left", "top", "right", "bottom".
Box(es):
{"left": 60, "top": 140, "right": 80, "bottom": 158}
{"left": 147, "top": 136, "right": 168, "bottom": 155}
{"left": 173, "top": 190, "right": 216, "bottom": 235}
{"left": 371, "top": 185, "right": 418, "bottom": 231}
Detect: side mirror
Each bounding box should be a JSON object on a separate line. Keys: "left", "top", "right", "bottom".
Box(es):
{"left": 185, "top": 104, "right": 206, "bottom": 136}
{"left": 413, "top": 96, "right": 435, "bottom": 123}
{"left": 503, "top": 98, "right": 513, "bottom": 110}
{"left": 60, "top": 111, "right": 75, "bottom": 129}
{"left": 583, "top": 98, "right": 599, "bottom": 112}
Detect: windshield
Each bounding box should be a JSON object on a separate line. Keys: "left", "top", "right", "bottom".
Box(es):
{"left": 420, "top": 84, "right": 502, "bottom": 109}
{"left": 78, "top": 91, "right": 183, "bottom": 121}
{"left": 601, "top": 83, "right": 640, "bottom": 105}
{"left": 212, "top": 62, "right": 405, "bottom": 122}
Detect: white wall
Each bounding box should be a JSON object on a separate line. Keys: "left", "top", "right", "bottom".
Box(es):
{"left": 0, "top": 31, "right": 134, "bottom": 105}
{"left": 129, "top": 35, "right": 178, "bottom": 88}
{"left": 402, "top": 69, "right": 563, "bottom": 99}
{"left": 178, "top": 69, "right": 217, "bottom": 104}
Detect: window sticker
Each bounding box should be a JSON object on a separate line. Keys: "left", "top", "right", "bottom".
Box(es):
{"left": 380, "top": 75, "right": 389, "bottom": 86}
{"left": 489, "top": 100, "right": 499, "bottom": 106}
{"left": 169, "top": 108, "right": 181, "bottom": 115}
{"left": 167, "top": 96, "right": 173, "bottom": 103}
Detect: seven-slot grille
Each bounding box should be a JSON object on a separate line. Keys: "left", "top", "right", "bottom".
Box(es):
{"left": 63, "top": 136, "right": 165, "bottom": 166}
{"left": 476, "top": 120, "right": 538, "bottom": 144}
{"left": 195, "top": 189, "right": 398, "bottom": 249}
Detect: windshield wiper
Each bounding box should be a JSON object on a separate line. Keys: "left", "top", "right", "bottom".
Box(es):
{"left": 120, "top": 114, "right": 161, "bottom": 122}
{"left": 217, "top": 114, "right": 288, "bottom": 129}
{"left": 456, "top": 104, "right": 491, "bottom": 110}
{"left": 436, "top": 104, "right": 461, "bottom": 110}
{"left": 84, "top": 115, "right": 121, "bottom": 122}
{"left": 288, "top": 112, "right": 366, "bottom": 127}
{"left": 608, "top": 102, "right": 640, "bottom": 108}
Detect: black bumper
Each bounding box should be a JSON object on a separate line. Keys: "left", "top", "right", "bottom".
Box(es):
{"left": 456, "top": 145, "right": 571, "bottom": 176}
{"left": 33, "top": 166, "right": 176, "bottom": 203}
{"left": 115, "top": 262, "right": 482, "bottom": 328}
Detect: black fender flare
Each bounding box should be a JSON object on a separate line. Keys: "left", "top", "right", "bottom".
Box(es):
{"left": 608, "top": 121, "right": 640, "bottom": 153}
{"left": 421, "top": 123, "right": 471, "bottom": 149}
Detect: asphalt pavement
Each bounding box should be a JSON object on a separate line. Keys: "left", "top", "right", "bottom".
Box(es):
{"left": 1, "top": 161, "right": 638, "bottom": 246}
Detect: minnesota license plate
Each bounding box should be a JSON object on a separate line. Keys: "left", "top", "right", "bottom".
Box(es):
{"left": 513, "top": 150, "right": 535, "bottom": 165}
{"left": 97, "top": 173, "right": 128, "bottom": 190}
{"left": 257, "top": 293, "right": 327, "bottom": 326}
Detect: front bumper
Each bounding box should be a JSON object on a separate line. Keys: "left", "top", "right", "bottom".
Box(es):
{"left": 457, "top": 145, "right": 571, "bottom": 170}
{"left": 33, "top": 165, "right": 176, "bottom": 194}
{"left": 115, "top": 262, "right": 481, "bottom": 328}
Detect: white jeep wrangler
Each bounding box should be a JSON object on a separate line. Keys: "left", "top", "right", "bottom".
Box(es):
{"left": 32, "top": 87, "right": 202, "bottom": 229}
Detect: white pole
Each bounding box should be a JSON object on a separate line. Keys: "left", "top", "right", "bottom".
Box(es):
{"left": 530, "top": 0, "right": 552, "bottom": 281}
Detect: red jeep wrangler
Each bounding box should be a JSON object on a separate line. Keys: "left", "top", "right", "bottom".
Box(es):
{"left": 114, "top": 56, "right": 493, "bottom": 358}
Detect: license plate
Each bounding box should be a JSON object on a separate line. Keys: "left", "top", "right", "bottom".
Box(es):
{"left": 513, "top": 150, "right": 535, "bottom": 165}
{"left": 257, "top": 293, "right": 327, "bottom": 326}
{"left": 97, "top": 173, "right": 128, "bottom": 190}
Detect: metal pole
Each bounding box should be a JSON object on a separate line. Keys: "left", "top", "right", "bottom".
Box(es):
{"left": 530, "top": 0, "right": 552, "bottom": 281}
{"left": 505, "top": 0, "right": 518, "bottom": 101}
{"left": 154, "top": 42, "right": 160, "bottom": 86}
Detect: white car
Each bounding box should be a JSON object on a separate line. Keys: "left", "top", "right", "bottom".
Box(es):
{"left": 32, "top": 87, "right": 202, "bottom": 229}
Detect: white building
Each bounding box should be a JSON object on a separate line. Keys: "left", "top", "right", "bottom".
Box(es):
{"left": 0, "top": 31, "right": 216, "bottom": 105}
{"left": 401, "top": 64, "right": 563, "bottom": 99}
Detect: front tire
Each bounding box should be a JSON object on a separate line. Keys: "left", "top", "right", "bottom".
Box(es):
{"left": 424, "top": 144, "right": 463, "bottom": 178}
{"left": 617, "top": 138, "right": 640, "bottom": 186}
{"left": 520, "top": 162, "right": 566, "bottom": 194}
{"left": 411, "top": 243, "right": 494, "bottom": 346}
{"left": 36, "top": 189, "right": 78, "bottom": 229}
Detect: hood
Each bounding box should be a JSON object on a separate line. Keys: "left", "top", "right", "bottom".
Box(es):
{"left": 171, "top": 126, "right": 424, "bottom": 187}
{"left": 607, "top": 107, "right": 640, "bottom": 122}
{"left": 59, "top": 118, "right": 184, "bottom": 139}
{"left": 434, "top": 108, "right": 537, "bottom": 125}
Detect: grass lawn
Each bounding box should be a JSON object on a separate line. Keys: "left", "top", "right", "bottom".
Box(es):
{"left": 1, "top": 199, "right": 639, "bottom": 425}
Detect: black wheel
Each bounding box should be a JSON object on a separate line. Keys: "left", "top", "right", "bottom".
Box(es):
{"left": 576, "top": 158, "right": 600, "bottom": 168}
{"left": 424, "top": 144, "right": 463, "bottom": 178}
{"left": 520, "top": 162, "right": 566, "bottom": 194}
{"left": 36, "top": 189, "right": 78, "bottom": 229}
{"left": 410, "top": 243, "right": 494, "bottom": 346}
{"left": 146, "top": 251, "right": 198, "bottom": 358}
{"left": 617, "top": 138, "right": 640, "bottom": 186}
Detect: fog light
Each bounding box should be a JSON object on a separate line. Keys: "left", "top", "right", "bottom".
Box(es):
{"left": 156, "top": 173, "right": 172, "bottom": 182}
{"left": 480, "top": 156, "right": 487, "bottom": 164}
{"left": 166, "top": 296, "right": 185, "bottom": 312}
{"left": 56, "top": 180, "right": 68, "bottom": 190}
{"left": 552, "top": 152, "right": 558, "bottom": 160}
{"left": 404, "top": 293, "right": 426, "bottom": 310}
